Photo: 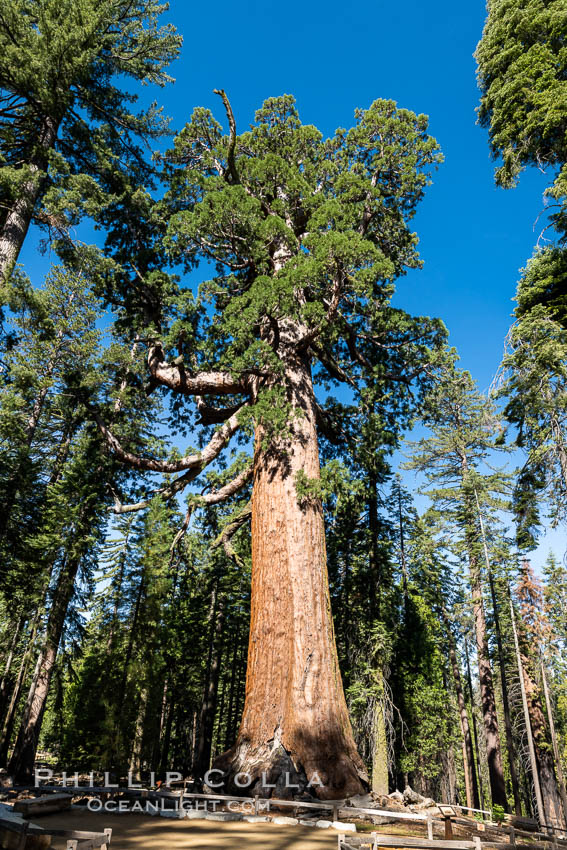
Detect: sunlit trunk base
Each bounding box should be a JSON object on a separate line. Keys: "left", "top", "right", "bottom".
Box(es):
{"left": 213, "top": 353, "right": 368, "bottom": 800}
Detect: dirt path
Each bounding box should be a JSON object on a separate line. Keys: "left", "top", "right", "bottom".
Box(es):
{"left": 39, "top": 809, "right": 340, "bottom": 849}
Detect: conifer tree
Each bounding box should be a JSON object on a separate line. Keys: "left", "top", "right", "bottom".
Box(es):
{"left": 92, "top": 92, "right": 445, "bottom": 797}
{"left": 0, "top": 0, "right": 181, "bottom": 285}
{"left": 405, "top": 365, "right": 511, "bottom": 809}
{"left": 477, "top": 0, "right": 567, "bottom": 535}
{"left": 497, "top": 262, "right": 567, "bottom": 530}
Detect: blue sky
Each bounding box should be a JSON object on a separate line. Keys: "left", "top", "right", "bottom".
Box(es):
{"left": 155, "top": 0, "right": 550, "bottom": 393}
{"left": 155, "top": 0, "right": 558, "bottom": 562}
{"left": 19, "top": 0, "right": 562, "bottom": 564}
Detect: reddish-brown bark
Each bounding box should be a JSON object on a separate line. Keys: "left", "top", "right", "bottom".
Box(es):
{"left": 214, "top": 350, "right": 368, "bottom": 799}
{"left": 522, "top": 658, "right": 566, "bottom": 830}
{"left": 469, "top": 557, "right": 508, "bottom": 811}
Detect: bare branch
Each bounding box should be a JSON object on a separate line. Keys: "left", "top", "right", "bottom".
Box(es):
{"left": 195, "top": 397, "right": 243, "bottom": 425}
{"left": 147, "top": 342, "right": 245, "bottom": 396}
{"left": 214, "top": 88, "right": 239, "bottom": 184}
{"left": 113, "top": 462, "right": 253, "bottom": 516}
{"left": 311, "top": 342, "right": 356, "bottom": 387}
{"left": 211, "top": 500, "right": 252, "bottom": 565}
{"left": 94, "top": 403, "right": 246, "bottom": 474}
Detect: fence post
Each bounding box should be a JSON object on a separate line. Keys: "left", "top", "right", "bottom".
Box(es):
{"left": 16, "top": 821, "right": 29, "bottom": 850}
{"left": 509, "top": 827, "right": 516, "bottom": 847}
{"left": 427, "top": 816, "right": 433, "bottom": 840}
{"left": 102, "top": 827, "right": 113, "bottom": 848}
{"left": 474, "top": 835, "right": 482, "bottom": 850}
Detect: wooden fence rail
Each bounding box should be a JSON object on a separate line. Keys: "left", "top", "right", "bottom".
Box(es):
{"left": 0, "top": 816, "right": 111, "bottom": 850}
{"left": 337, "top": 832, "right": 567, "bottom": 850}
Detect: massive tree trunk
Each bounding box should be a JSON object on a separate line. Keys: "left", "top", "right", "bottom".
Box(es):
{"left": 214, "top": 349, "right": 367, "bottom": 799}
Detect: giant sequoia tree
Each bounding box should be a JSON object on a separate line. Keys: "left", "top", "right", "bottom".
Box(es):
{"left": 94, "top": 93, "right": 445, "bottom": 798}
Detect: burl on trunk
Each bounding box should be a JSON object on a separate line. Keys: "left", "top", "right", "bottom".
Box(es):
{"left": 214, "top": 351, "right": 368, "bottom": 799}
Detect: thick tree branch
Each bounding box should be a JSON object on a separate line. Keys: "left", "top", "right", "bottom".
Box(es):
{"left": 214, "top": 88, "right": 239, "bottom": 184}
{"left": 113, "top": 463, "right": 253, "bottom": 515}
{"left": 295, "top": 276, "right": 342, "bottom": 351}
{"left": 314, "top": 402, "right": 346, "bottom": 445}
{"left": 93, "top": 403, "right": 246, "bottom": 474}
{"left": 147, "top": 342, "right": 245, "bottom": 396}
{"left": 311, "top": 342, "right": 356, "bottom": 387}
{"left": 195, "top": 397, "right": 243, "bottom": 425}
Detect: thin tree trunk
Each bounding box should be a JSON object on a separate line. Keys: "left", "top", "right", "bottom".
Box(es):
{"left": 8, "top": 550, "right": 81, "bottom": 781}
{"left": 224, "top": 623, "right": 241, "bottom": 750}
{"left": 0, "top": 368, "right": 73, "bottom": 544}
{"left": 460, "top": 476, "right": 507, "bottom": 809}
{"left": 106, "top": 518, "right": 133, "bottom": 654}
{"left": 368, "top": 473, "right": 382, "bottom": 617}
{"left": 469, "top": 551, "right": 508, "bottom": 810}
{"left": 129, "top": 687, "right": 148, "bottom": 782}
{"left": 194, "top": 594, "right": 225, "bottom": 783}
{"left": 0, "top": 614, "right": 24, "bottom": 723}
{"left": 475, "top": 491, "right": 522, "bottom": 814}
{"left": 540, "top": 660, "right": 567, "bottom": 826}
{"left": 0, "top": 116, "right": 59, "bottom": 285}
{"left": 0, "top": 613, "right": 42, "bottom": 768}
{"left": 550, "top": 410, "right": 567, "bottom": 496}
{"left": 521, "top": 656, "right": 565, "bottom": 829}
{"left": 117, "top": 572, "right": 145, "bottom": 710}
{"left": 397, "top": 487, "right": 409, "bottom": 611}
{"left": 371, "top": 674, "right": 389, "bottom": 796}
{"left": 484, "top": 567, "right": 522, "bottom": 813}
{"left": 159, "top": 686, "right": 175, "bottom": 775}
{"left": 214, "top": 349, "right": 367, "bottom": 799}
{"left": 444, "top": 616, "right": 480, "bottom": 810}
{"left": 465, "top": 639, "right": 486, "bottom": 811}
{"left": 510, "top": 596, "right": 546, "bottom": 826}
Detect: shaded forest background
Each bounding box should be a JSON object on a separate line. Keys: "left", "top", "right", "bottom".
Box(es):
{"left": 0, "top": 0, "right": 566, "bottom": 826}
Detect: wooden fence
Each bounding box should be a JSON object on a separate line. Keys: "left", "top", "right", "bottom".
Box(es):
{"left": 337, "top": 831, "right": 567, "bottom": 850}
{"left": 0, "top": 815, "right": 111, "bottom": 850}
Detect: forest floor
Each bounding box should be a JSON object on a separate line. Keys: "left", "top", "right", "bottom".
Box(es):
{"left": 38, "top": 809, "right": 339, "bottom": 849}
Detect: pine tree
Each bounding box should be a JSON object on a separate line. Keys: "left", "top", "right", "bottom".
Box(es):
{"left": 477, "top": 0, "right": 567, "bottom": 534}
{"left": 404, "top": 364, "right": 511, "bottom": 809}
{"left": 497, "top": 261, "right": 567, "bottom": 530}
{"left": 515, "top": 561, "right": 567, "bottom": 828}
{"left": 0, "top": 0, "right": 181, "bottom": 284}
